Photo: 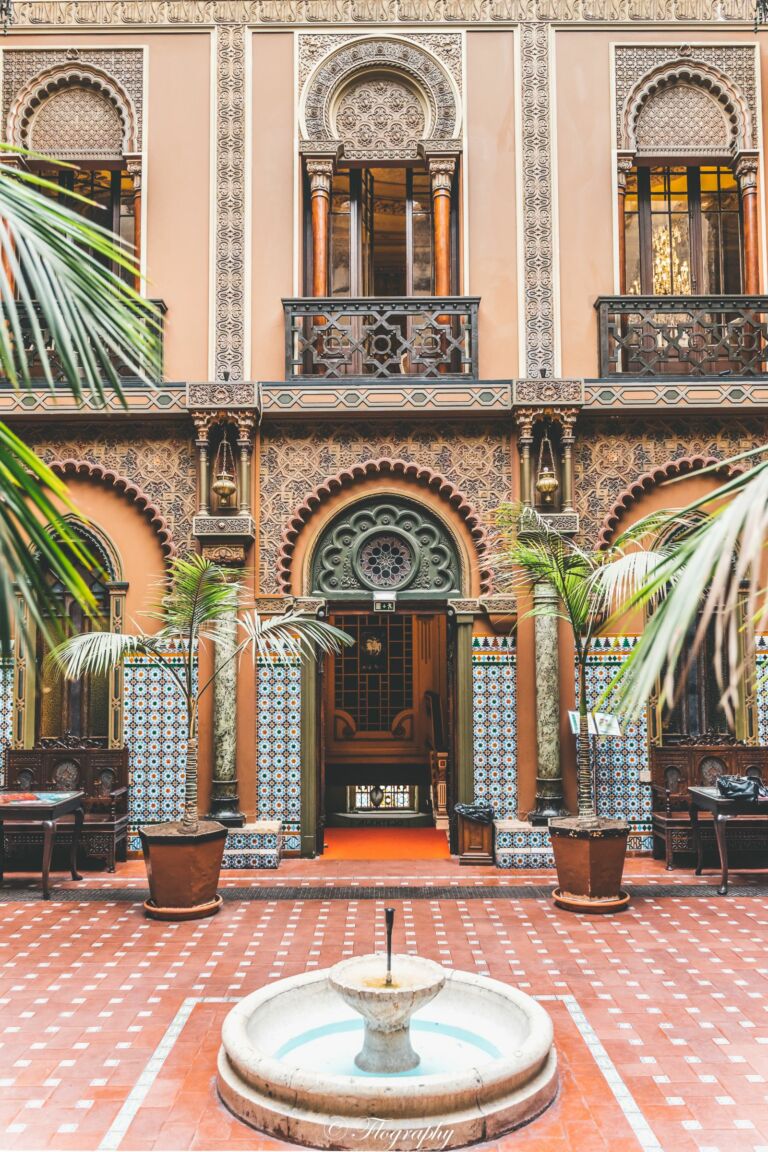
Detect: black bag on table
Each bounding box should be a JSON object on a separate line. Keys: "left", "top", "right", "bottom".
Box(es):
{"left": 716, "top": 774, "right": 768, "bottom": 802}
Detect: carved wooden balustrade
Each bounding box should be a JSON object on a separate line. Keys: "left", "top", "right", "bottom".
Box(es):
{"left": 595, "top": 295, "right": 768, "bottom": 378}
{"left": 13, "top": 298, "right": 167, "bottom": 386}
{"left": 283, "top": 297, "right": 480, "bottom": 381}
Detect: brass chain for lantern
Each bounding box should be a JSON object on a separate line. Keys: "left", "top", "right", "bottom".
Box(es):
{"left": 535, "top": 424, "right": 559, "bottom": 505}
{"left": 211, "top": 434, "right": 238, "bottom": 508}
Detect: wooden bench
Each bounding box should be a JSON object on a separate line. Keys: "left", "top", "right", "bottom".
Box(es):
{"left": 3, "top": 742, "right": 129, "bottom": 872}
{"left": 650, "top": 742, "right": 768, "bottom": 869}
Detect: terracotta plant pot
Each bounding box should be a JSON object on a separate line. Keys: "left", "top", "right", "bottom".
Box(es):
{"left": 139, "top": 821, "right": 228, "bottom": 921}
{"left": 549, "top": 817, "right": 630, "bottom": 913}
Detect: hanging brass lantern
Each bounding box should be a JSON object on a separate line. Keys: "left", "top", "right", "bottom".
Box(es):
{"left": 535, "top": 427, "right": 559, "bottom": 505}
{"left": 211, "top": 436, "right": 237, "bottom": 509}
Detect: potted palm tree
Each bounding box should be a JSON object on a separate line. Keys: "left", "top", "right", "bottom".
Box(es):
{"left": 497, "top": 506, "right": 667, "bottom": 912}
{"left": 50, "top": 554, "right": 351, "bottom": 919}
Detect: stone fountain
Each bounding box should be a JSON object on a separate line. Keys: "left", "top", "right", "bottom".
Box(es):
{"left": 218, "top": 908, "right": 558, "bottom": 1150}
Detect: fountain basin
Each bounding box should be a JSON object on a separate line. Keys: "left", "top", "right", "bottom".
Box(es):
{"left": 217, "top": 966, "right": 558, "bottom": 1150}
{"left": 330, "top": 953, "right": 446, "bottom": 1072}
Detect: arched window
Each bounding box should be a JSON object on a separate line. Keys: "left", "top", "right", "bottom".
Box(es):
{"left": 35, "top": 527, "right": 116, "bottom": 746}
{"left": 7, "top": 67, "right": 142, "bottom": 285}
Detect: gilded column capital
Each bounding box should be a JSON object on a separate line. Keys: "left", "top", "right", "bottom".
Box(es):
{"left": 191, "top": 412, "right": 213, "bottom": 442}
{"left": 616, "top": 154, "right": 634, "bottom": 190}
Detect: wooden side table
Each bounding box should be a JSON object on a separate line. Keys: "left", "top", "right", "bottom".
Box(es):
{"left": 0, "top": 791, "right": 85, "bottom": 899}
{"left": 688, "top": 785, "right": 768, "bottom": 895}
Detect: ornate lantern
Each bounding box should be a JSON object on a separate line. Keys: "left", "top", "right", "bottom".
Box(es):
{"left": 211, "top": 436, "right": 237, "bottom": 509}
{"left": 535, "top": 428, "right": 559, "bottom": 505}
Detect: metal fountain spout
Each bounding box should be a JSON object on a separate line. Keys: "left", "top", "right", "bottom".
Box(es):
{"left": 385, "top": 906, "right": 394, "bottom": 986}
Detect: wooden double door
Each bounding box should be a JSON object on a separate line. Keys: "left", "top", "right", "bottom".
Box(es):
{"left": 320, "top": 610, "right": 448, "bottom": 833}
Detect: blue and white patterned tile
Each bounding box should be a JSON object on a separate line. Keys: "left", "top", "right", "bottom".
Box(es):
{"left": 472, "top": 635, "right": 517, "bottom": 819}
{"left": 256, "top": 658, "right": 301, "bottom": 853}
{"left": 0, "top": 660, "right": 14, "bottom": 786}
{"left": 123, "top": 647, "right": 191, "bottom": 840}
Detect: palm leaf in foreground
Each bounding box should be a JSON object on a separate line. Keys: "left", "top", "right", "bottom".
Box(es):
{"left": 0, "top": 422, "right": 99, "bottom": 659}
{"left": 236, "top": 611, "right": 354, "bottom": 663}
{"left": 608, "top": 452, "right": 768, "bottom": 727}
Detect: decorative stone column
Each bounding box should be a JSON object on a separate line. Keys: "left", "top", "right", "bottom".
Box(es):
{"left": 736, "top": 153, "right": 760, "bottom": 295}
{"left": 206, "top": 592, "right": 245, "bottom": 827}
{"left": 236, "top": 413, "right": 255, "bottom": 516}
{"left": 529, "top": 580, "right": 567, "bottom": 825}
{"left": 125, "top": 154, "right": 142, "bottom": 295}
{"left": 616, "top": 155, "right": 633, "bottom": 295}
{"left": 560, "top": 410, "right": 577, "bottom": 515}
{"left": 307, "top": 160, "right": 334, "bottom": 298}
{"left": 193, "top": 415, "right": 211, "bottom": 517}
{"left": 516, "top": 409, "right": 535, "bottom": 507}
{"left": 429, "top": 158, "right": 456, "bottom": 297}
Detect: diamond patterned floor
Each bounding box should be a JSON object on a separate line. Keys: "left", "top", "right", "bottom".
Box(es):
{"left": 0, "top": 857, "right": 765, "bottom": 1151}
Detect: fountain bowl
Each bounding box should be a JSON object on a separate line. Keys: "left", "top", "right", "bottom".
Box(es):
{"left": 217, "top": 965, "right": 558, "bottom": 1150}
{"left": 330, "top": 953, "right": 446, "bottom": 1072}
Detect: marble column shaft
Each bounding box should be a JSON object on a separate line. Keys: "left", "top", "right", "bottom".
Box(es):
{"left": 209, "top": 604, "right": 245, "bottom": 826}
{"left": 530, "top": 580, "right": 566, "bottom": 822}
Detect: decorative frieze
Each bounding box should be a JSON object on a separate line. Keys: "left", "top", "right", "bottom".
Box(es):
{"left": 513, "top": 378, "right": 584, "bottom": 406}
{"left": 186, "top": 380, "right": 260, "bottom": 410}
{"left": 5, "top": 0, "right": 761, "bottom": 26}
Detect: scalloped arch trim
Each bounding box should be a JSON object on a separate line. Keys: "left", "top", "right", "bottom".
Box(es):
{"left": 596, "top": 455, "right": 744, "bottom": 550}
{"left": 51, "top": 459, "right": 175, "bottom": 557}
{"left": 278, "top": 458, "right": 491, "bottom": 594}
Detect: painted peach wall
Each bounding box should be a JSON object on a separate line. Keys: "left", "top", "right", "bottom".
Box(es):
{"left": 250, "top": 32, "right": 294, "bottom": 382}
{"left": 2, "top": 32, "right": 211, "bottom": 382}
{"left": 554, "top": 29, "right": 766, "bottom": 379}
{"left": 54, "top": 475, "right": 167, "bottom": 626}
{"left": 466, "top": 31, "right": 520, "bottom": 378}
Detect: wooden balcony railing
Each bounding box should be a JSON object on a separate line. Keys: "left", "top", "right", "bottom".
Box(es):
{"left": 595, "top": 295, "right": 768, "bottom": 378}
{"left": 16, "top": 298, "right": 167, "bottom": 386}
{"left": 283, "top": 297, "right": 480, "bottom": 381}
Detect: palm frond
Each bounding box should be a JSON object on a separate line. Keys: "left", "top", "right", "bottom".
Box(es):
{"left": 0, "top": 150, "right": 162, "bottom": 397}
{"left": 236, "top": 611, "right": 353, "bottom": 663}
{"left": 47, "top": 631, "right": 165, "bottom": 681}
{"left": 589, "top": 549, "right": 671, "bottom": 619}
{"left": 157, "top": 555, "right": 241, "bottom": 637}
{"left": 610, "top": 454, "right": 768, "bottom": 722}
{"left": 0, "top": 423, "right": 101, "bottom": 658}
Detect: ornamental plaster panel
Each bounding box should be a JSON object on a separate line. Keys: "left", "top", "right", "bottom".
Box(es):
{"left": 2, "top": 48, "right": 143, "bottom": 153}
{"left": 575, "top": 415, "right": 768, "bottom": 548}
{"left": 4, "top": 0, "right": 761, "bottom": 25}
{"left": 520, "top": 22, "right": 555, "bottom": 378}
{"left": 615, "top": 45, "right": 758, "bottom": 154}
{"left": 214, "top": 24, "right": 248, "bottom": 383}
{"left": 258, "top": 421, "right": 510, "bottom": 594}
{"left": 299, "top": 35, "right": 461, "bottom": 152}
{"left": 17, "top": 422, "right": 196, "bottom": 551}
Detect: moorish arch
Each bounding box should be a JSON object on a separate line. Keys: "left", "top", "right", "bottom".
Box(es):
{"left": 51, "top": 460, "right": 176, "bottom": 558}
{"left": 299, "top": 36, "right": 462, "bottom": 161}
{"left": 278, "top": 460, "right": 491, "bottom": 597}
{"left": 596, "top": 455, "right": 745, "bottom": 549}
{"left": 620, "top": 58, "right": 753, "bottom": 160}
{"left": 6, "top": 62, "right": 140, "bottom": 160}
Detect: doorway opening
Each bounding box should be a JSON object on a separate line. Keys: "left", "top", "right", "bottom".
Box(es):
{"left": 321, "top": 610, "right": 449, "bottom": 836}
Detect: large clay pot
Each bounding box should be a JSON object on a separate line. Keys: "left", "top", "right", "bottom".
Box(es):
{"left": 549, "top": 817, "right": 630, "bottom": 913}
{"left": 139, "top": 821, "right": 228, "bottom": 921}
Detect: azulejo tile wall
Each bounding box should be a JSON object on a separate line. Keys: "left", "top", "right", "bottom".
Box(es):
{"left": 256, "top": 658, "right": 302, "bottom": 855}
{"left": 0, "top": 661, "right": 14, "bottom": 785}
{"left": 124, "top": 649, "right": 190, "bottom": 851}
{"left": 584, "top": 636, "right": 652, "bottom": 853}
{"left": 472, "top": 635, "right": 517, "bottom": 819}
{"left": 755, "top": 634, "right": 768, "bottom": 745}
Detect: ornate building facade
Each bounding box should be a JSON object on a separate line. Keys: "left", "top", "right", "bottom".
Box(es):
{"left": 2, "top": 0, "right": 768, "bottom": 867}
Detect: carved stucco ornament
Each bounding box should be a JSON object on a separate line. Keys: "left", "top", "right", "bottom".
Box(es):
{"left": 5, "top": 53, "right": 142, "bottom": 158}
{"left": 299, "top": 36, "right": 461, "bottom": 162}
{"left": 616, "top": 47, "right": 757, "bottom": 161}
